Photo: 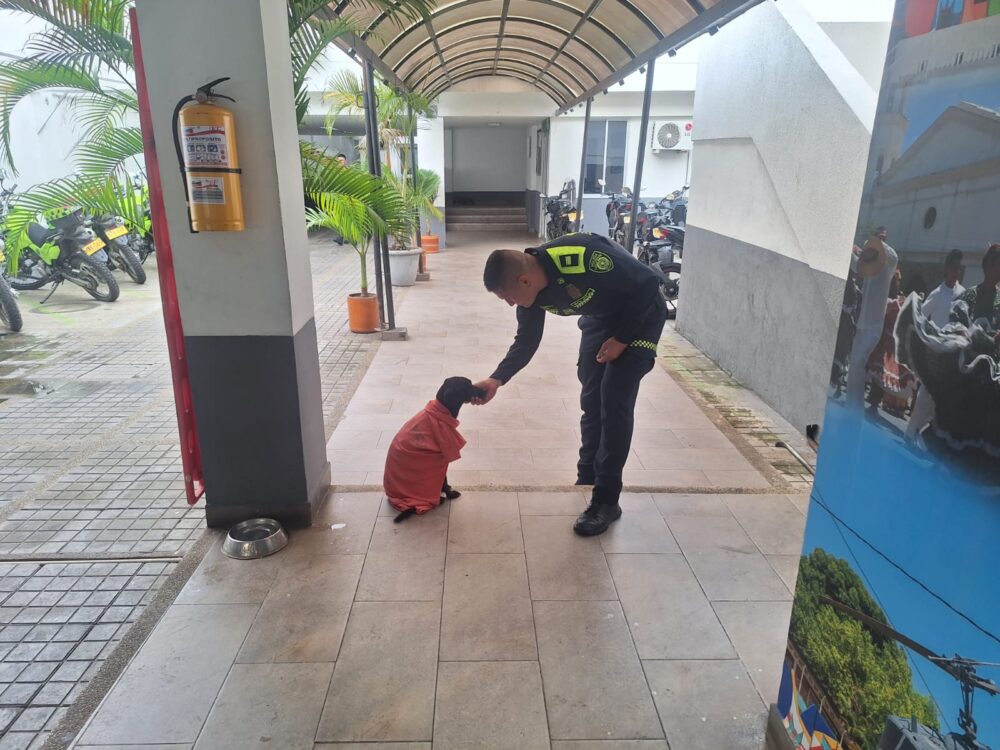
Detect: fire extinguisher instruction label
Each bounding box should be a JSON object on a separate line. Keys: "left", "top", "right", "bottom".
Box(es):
{"left": 190, "top": 177, "right": 225, "bottom": 205}
{"left": 183, "top": 125, "right": 229, "bottom": 167}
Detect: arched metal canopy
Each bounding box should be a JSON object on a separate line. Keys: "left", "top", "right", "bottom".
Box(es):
{"left": 328, "top": 0, "right": 766, "bottom": 112}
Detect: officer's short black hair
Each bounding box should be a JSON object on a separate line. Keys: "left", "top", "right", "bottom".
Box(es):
{"left": 945, "top": 249, "right": 963, "bottom": 268}
{"left": 484, "top": 249, "right": 528, "bottom": 292}
{"left": 335, "top": 152, "right": 347, "bottom": 159}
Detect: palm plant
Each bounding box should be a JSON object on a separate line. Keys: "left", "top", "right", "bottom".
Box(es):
{"left": 324, "top": 68, "right": 436, "bottom": 174}
{"left": 302, "top": 141, "right": 409, "bottom": 295}
{"left": 380, "top": 166, "right": 442, "bottom": 249}
{"left": 0, "top": 0, "right": 433, "bottom": 229}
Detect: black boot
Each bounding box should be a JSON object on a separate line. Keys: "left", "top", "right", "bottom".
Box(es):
{"left": 573, "top": 486, "right": 622, "bottom": 536}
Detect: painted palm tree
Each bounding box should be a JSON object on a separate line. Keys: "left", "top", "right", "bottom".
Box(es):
{"left": 0, "top": 0, "right": 432, "bottom": 234}
{"left": 323, "top": 68, "right": 435, "bottom": 174}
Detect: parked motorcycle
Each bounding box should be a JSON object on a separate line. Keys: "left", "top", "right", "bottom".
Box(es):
{"left": 0, "top": 173, "right": 24, "bottom": 331}
{"left": 602, "top": 181, "right": 633, "bottom": 247}
{"left": 125, "top": 174, "right": 155, "bottom": 264}
{"left": 5, "top": 207, "right": 120, "bottom": 303}
{"left": 661, "top": 184, "right": 689, "bottom": 226}
{"left": 545, "top": 179, "right": 578, "bottom": 241}
{"left": 90, "top": 212, "right": 146, "bottom": 284}
{"left": 636, "top": 237, "right": 681, "bottom": 317}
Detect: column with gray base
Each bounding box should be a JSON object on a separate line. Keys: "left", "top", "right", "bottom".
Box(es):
{"left": 135, "top": 0, "right": 327, "bottom": 528}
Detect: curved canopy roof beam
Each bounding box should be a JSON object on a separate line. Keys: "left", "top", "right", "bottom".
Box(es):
{"left": 404, "top": 45, "right": 597, "bottom": 91}
{"left": 426, "top": 70, "right": 562, "bottom": 102}
{"left": 422, "top": 58, "right": 576, "bottom": 102}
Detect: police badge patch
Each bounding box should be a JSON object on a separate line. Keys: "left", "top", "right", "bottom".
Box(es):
{"left": 590, "top": 250, "right": 613, "bottom": 273}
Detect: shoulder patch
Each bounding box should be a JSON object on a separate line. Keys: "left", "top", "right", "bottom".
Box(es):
{"left": 589, "top": 250, "right": 613, "bottom": 273}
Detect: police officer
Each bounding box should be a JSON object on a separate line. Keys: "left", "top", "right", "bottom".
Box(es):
{"left": 473, "top": 232, "right": 668, "bottom": 536}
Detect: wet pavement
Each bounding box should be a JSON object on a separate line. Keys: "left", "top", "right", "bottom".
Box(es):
{"left": 0, "top": 238, "right": 379, "bottom": 749}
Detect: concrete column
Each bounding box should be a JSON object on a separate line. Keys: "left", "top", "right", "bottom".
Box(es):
{"left": 135, "top": 0, "right": 327, "bottom": 527}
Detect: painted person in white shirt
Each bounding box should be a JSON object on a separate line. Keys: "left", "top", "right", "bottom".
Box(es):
{"left": 904, "top": 249, "right": 965, "bottom": 444}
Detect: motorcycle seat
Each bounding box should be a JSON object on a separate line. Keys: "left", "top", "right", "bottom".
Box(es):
{"left": 27, "top": 223, "right": 56, "bottom": 247}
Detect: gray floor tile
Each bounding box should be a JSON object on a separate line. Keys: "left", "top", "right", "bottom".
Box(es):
{"left": 644, "top": 660, "right": 766, "bottom": 750}
{"left": 77, "top": 604, "right": 258, "bottom": 746}
{"left": 288, "top": 492, "right": 381, "bottom": 557}
{"left": 683, "top": 548, "right": 792, "bottom": 602}
{"left": 651, "top": 494, "right": 734, "bottom": 520}
{"left": 518, "top": 491, "right": 588, "bottom": 516}
{"left": 441, "top": 554, "right": 535, "bottom": 661}
{"left": 713, "top": 601, "right": 793, "bottom": 704}
{"left": 75, "top": 746, "right": 191, "bottom": 749}
{"left": 313, "top": 744, "right": 430, "bottom": 749}
{"left": 551, "top": 743, "right": 670, "bottom": 750}
{"left": 723, "top": 495, "right": 806, "bottom": 555}
{"left": 433, "top": 661, "right": 549, "bottom": 750}
{"left": 355, "top": 516, "right": 447, "bottom": 602}
{"left": 600, "top": 496, "right": 679, "bottom": 554}
{"left": 317, "top": 601, "right": 439, "bottom": 743}
{"left": 175, "top": 538, "right": 283, "bottom": 605}
{"left": 446, "top": 492, "right": 523, "bottom": 554}
{"left": 666, "top": 514, "right": 757, "bottom": 554}
{"left": 534, "top": 600, "right": 663, "bottom": 741}
{"left": 194, "top": 663, "right": 335, "bottom": 750}
{"left": 237, "top": 555, "right": 363, "bottom": 664}
{"left": 521, "top": 517, "right": 616, "bottom": 601}
{"left": 766, "top": 554, "right": 800, "bottom": 593}
{"left": 607, "top": 554, "right": 735, "bottom": 660}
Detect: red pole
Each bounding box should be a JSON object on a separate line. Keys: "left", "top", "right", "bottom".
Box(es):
{"left": 130, "top": 8, "right": 205, "bottom": 505}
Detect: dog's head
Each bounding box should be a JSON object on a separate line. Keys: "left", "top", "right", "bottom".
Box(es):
{"left": 436, "top": 376, "right": 486, "bottom": 418}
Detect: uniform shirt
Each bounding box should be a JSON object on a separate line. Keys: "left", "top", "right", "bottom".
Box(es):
{"left": 383, "top": 400, "right": 466, "bottom": 515}
{"left": 490, "top": 233, "right": 662, "bottom": 384}
{"left": 921, "top": 280, "right": 965, "bottom": 328}
{"left": 953, "top": 284, "right": 1000, "bottom": 330}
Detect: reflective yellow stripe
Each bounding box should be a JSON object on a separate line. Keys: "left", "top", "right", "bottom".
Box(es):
{"left": 630, "top": 339, "right": 658, "bottom": 352}
{"left": 546, "top": 245, "right": 587, "bottom": 274}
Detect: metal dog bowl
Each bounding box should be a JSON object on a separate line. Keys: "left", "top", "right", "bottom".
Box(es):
{"left": 222, "top": 518, "right": 288, "bottom": 560}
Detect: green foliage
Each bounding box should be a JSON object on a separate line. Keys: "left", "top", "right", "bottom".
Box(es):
{"left": 324, "top": 68, "right": 436, "bottom": 172}
{"left": 790, "top": 549, "right": 940, "bottom": 747}
{"left": 301, "top": 142, "right": 409, "bottom": 294}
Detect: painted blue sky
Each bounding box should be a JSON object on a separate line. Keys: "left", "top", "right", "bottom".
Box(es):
{"left": 901, "top": 68, "right": 1000, "bottom": 151}
{"left": 801, "top": 404, "right": 1000, "bottom": 745}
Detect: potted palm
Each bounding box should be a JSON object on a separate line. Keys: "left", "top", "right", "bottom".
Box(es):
{"left": 415, "top": 169, "right": 444, "bottom": 254}
{"left": 381, "top": 168, "right": 443, "bottom": 285}
{"left": 303, "top": 150, "right": 408, "bottom": 332}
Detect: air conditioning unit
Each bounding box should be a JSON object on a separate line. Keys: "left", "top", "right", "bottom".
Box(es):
{"left": 650, "top": 120, "right": 692, "bottom": 153}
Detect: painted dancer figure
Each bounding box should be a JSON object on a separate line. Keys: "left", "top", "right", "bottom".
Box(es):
{"left": 846, "top": 228, "right": 898, "bottom": 410}
{"left": 472, "top": 233, "right": 667, "bottom": 537}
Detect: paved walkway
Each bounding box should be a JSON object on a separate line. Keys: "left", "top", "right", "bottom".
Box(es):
{"left": 0, "top": 239, "right": 378, "bottom": 750}
{"left": 70, "top": 233, "right": 808, "bottom": 750}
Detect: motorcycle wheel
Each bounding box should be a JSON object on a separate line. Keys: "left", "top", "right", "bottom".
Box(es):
{"left": 113, "top": 242, "right": 147, "bottom": 285}
{"left": 546, "top": 221, "right": 558, "bottom": 241}
{"left": 0, "top": 279, "right": 22, "bottom": 332}
{"left": 658, "top": 262, "right": 681, "bottom": 317}
{"left": 7, "top": 249, "right": 51, "bottom": 291}
{"left": 71, "top": 254, "right": 120, "bottom": 302}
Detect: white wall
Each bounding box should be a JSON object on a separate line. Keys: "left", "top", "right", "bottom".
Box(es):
{"left": 819, "top": 22, "right": 893, "bottom": 90}
{"left": 0, "top": 12, "right": 123, "bottom": 186}
{"left": 548, "top": 92, "right": 695, "bottom": 201}
{"left": 677, "top": 0, "right": 888, "bottom": 432}
{"left": 447, "top": 126, "right": 528, "bottom": 193}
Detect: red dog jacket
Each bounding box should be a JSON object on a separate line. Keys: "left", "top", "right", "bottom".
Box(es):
{"left": 383, "top": 400, "right": 467, "bottom": 514}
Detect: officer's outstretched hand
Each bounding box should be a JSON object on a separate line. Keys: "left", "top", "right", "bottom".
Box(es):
{"left": 471, "top": 378, "right": 501, "bottom": 405}
{"left": 596, "top": 337, "right": 627, "bottom": 363}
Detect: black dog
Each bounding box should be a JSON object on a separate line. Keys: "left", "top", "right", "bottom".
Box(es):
{"left": 384, "top": 376, "right": 485, "bottom": 523}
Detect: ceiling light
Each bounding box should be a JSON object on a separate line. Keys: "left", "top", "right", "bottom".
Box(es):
{"left": 487, "top": 121, "right": 502, "bottom": 126}
{"left": 668, "top": 49, "right": 677, "bottom": 57}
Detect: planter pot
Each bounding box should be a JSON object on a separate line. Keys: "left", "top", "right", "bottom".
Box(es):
{"left": 421, "top": 234, "right": 440, "bottom": 254}
{"left": 347, "top": 292, "right": 379, "bottom": 333}
{"left": 388, "top": 247, "right": 421, "bottom": 287}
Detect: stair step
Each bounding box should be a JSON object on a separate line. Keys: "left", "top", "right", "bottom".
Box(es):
{"left": 447, "top": 222, "right": 529, "bottom": 232}
{"left": 445, "top": 213, "right": 528, "bottom": 223}
{"left": 448, "top": 206, "right": 525, "bottom": 216}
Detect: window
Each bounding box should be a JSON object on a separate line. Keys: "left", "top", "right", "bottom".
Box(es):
{"left": 584, "top": 120, "right": 627, "bottom": 194}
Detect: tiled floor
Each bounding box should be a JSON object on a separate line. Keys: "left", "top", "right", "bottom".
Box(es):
{"left": 71, "top": 233, "right": 805, "bottom": 749}
{"left": 327, "top": 233, "right": 774, "bottom": 491}
{"left": 73, "top": 489, "right": 802, "bottom": 750}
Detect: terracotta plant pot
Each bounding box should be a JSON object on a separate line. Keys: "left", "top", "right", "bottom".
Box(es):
{"left": 347, "top": 292, "right": 379, "bottom": 333}
{"left": 421, "top": 234, "right": 440, "bottom": 254}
